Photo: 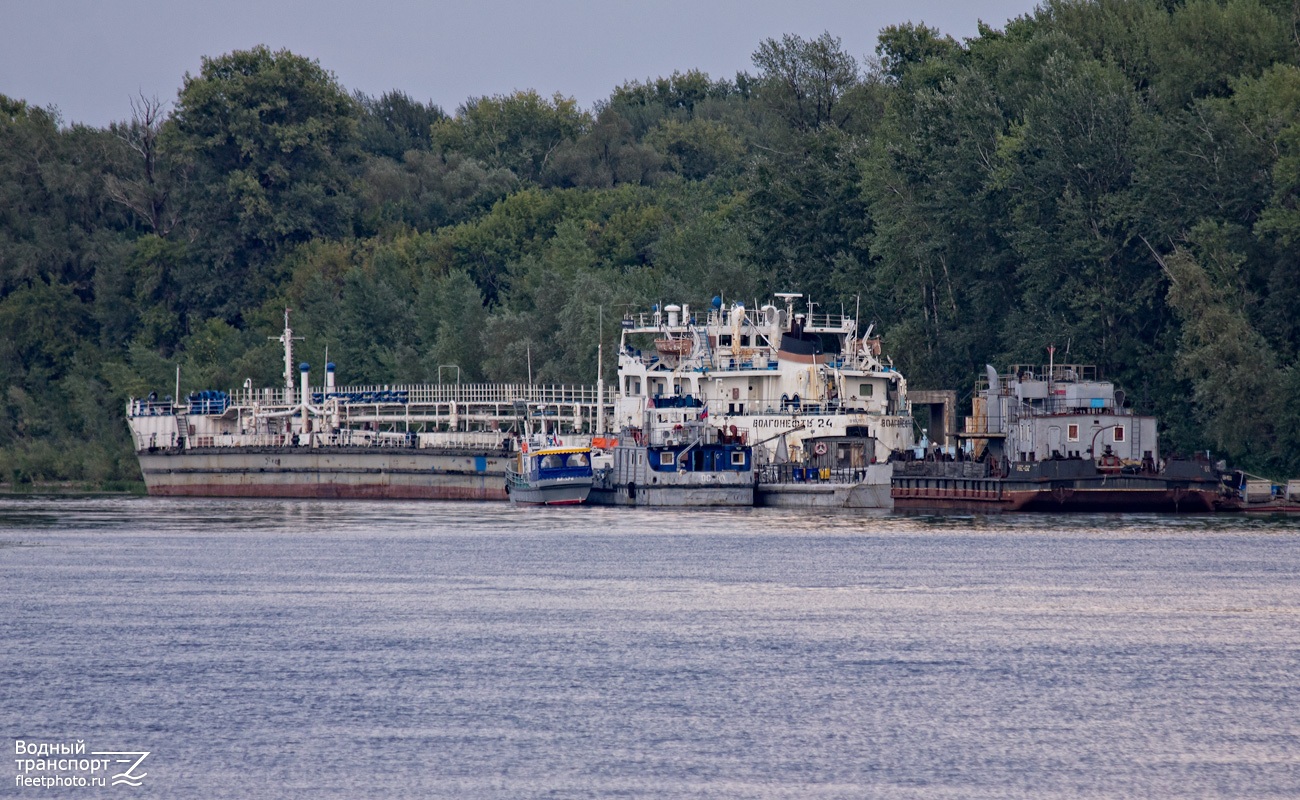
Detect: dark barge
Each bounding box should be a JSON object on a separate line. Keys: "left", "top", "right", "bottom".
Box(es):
{"left": 892, "top": 363, "right": 1238, "bottom": 513}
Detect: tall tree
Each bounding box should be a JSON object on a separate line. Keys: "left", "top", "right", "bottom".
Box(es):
{"left": 166, "top": 46, "right": 360, "bottom": 321}
{"left": 746, "top": 33, "right": 878, "bottom": 296}
{"left": 356, "top": 90, "right": 445, "bottom": 160}
{"left": 105, "top": 94, "right": 179, "bottom": 236}
{"left": 752, "top": 32, "right": 862, "bottom": 130}
{"left": 431, "top": 91, "right": 589, "bottom": 184}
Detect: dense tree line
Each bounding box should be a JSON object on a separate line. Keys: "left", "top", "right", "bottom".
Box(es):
{"left": 3, "top": 0, "right": 1300, "bottom": 487}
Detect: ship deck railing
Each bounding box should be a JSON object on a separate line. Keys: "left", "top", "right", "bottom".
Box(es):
{"left": 999, "top": 396, "right": 1123, "bottom": 423}
{"left": 621, "top": 308, "right": 855, "bottom": 332}
{"left": 975, "top": 364, "right": 1099, "bottom": 394}
{"left": 644, "top": 397, "right": 892, "bottom": 416}
{"left": 625, "top": 351, "right": 882, "bottom": 374}
{"left": 129, "top": 399, "right": 176, "bottom": 416}
{"left": 138, "top": 429, "right": 520, "bottom": 453}
{"left": 131, "top": 384, "right": 607, "bottom": 419}
{"left": 757, "top": 463, "right": 877, "bottom": 484}
{"left": 220, "top": 382, "right": 605, "bottom": 409}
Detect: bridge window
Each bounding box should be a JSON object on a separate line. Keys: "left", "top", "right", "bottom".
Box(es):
{"left": 859, "top": 384, "right": 874, "bottom": 397}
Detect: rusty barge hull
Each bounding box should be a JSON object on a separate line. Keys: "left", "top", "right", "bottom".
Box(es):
{"left": 137, "top": 447, "right": 510, "bottom": 500}
{"left": 892, "top": 474, "right": 1222, "bottom": 514}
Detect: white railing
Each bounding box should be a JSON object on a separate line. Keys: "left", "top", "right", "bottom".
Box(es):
{"left": 145, "top": 430, "right": 523, "bottom": 453}
{"left": 223, "top": 382, "right": 602, "bottom": 408}
{"left": 621, "top": 307, "right": 856, "bottom": 332}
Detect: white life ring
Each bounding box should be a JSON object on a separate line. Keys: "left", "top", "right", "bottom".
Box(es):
{"left": 813, "top": 441, "right": 828, "bottom": 456}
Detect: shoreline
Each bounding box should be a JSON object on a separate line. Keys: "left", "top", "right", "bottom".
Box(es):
{"left": 1, "top": 481, "right": 146, "bottom": 496}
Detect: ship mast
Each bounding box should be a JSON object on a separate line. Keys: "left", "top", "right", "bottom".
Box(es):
{"left": 596, "top": 305, "right": 605, "bottom": 436}
{"left": 272, "top": 308, "right": 304, "bottom": 405}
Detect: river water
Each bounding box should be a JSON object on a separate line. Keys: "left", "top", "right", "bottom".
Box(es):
{"left": 3, "top": 497, "right": 1299, "bottom": 798}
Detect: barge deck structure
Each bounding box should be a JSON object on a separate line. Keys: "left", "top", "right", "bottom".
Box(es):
{"left": 892, "top": 363, "right": 1236, "bottom": 513}
{"left": 127, "top": 311, "right": 610, "bottom": 500}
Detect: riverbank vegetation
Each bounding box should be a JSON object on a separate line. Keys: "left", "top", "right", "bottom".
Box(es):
{"left": 3, "top": 0, "right": 1299, "bottom": 485}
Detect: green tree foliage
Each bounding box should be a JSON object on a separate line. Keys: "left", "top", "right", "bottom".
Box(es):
{"left": 543, "top": 107, "right": 663, "bottom": 188}
{"left": 875, "top": 23, "right": 963, "bottom": 85}
{"left": 995, "top": 54, "right": 1152, "bottom": 370}
{"left": 431, "top": 91, "right": 590, "bottom": 184}
{"left": 746, "top": 33, "right": 879, "bottom": 296}
{"left": 644, "top": 118, "right": 746, "bottom": 181}
{"left": 607, "top": 70, "right": 741, "bottom": 136}
{"left": 0, "top": 96, "right": 132, "bottom": 297}
{"left": 1163, "top": 225, "right": 1294, "bottom": 470}
{"left": 6, "top": 4, "right": 1300, "bottom": 486}
{"left": 166, "top": 46, "right": 359, "bottom": 321}
{"left": 356, "top": 90, "right": 445, "bottom": 160}
{"left": 863, "top": 64, "right": 1012, "bottom": 388}
{"left": 356, "top": 149, "right": 518, "bottom": 233}
{"left": 752, "top": 32, "right": 862, "bottom": 130}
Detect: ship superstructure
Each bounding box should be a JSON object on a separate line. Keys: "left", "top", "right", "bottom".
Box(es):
{"left": 965, "top": 364, "right": 1157, "bottom": 464}
{"left": 893, "top": 364, "right": 1233, "bottom": 513}
{"left": 588, "top": 410, "right": 754, "bottom": 507}
{"left": 613, "top": 294, "right": 915, "bottom": 467}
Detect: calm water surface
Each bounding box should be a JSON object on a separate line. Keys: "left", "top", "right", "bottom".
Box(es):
{"left": 3, "top": 497, "right": 1299, "bottom": 798}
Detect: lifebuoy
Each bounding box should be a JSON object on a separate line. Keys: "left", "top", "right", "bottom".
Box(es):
{"left": 813, "top": 441, "right": 828, "bottom": 456}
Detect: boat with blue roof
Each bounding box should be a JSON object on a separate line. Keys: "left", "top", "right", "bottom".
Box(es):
{"left": 505, "top": 439, "right": 594, "bottom": 505}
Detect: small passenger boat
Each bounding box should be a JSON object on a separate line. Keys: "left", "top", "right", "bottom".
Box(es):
{"left": 505, "top": 442, "right": 594, "bottom": 505}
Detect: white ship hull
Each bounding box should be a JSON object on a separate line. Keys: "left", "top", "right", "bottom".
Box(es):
{"left": 755, "top": 464, "right": 894, "bottom": 509}
{"left": 589, "top": 480, "right": 754, "bottom": 507}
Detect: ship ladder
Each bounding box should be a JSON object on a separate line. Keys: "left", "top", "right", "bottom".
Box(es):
{"left": 694, "top": 327, "right": 713, "bottom": 369}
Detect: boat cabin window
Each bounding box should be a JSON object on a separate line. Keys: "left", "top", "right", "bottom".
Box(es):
{"left": 540, "top": 454, "right": 562, "bottom": 469}
{"left": 859, "top": 383, "right": 874, "bottom": 397}
{"left": 719, "top": 334, "right": 732, "bottom": 347}
{"left": 566, "top": 453, "right": 589, "bottom": 467}
{"left": 740, "top": 335, "right": 750, "bottom": 346}
{"left": 625, "top": 377, "right": 641, "bottom": 395}
{"left": 660, "top": 452, "right": 675, "bottom": 466}
{"left": 730, "top": 451, "right": 746, "bottom": 466}
{"left": 1113, "top": 426, "right": 1126, "bottom": 443}
{"left": 1067, "top": 424, "right": 1079, "bottom": 441}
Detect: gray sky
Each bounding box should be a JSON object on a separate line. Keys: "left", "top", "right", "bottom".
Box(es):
{"left": 2, "top": 0, "right": 1041, "bottom": 127}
